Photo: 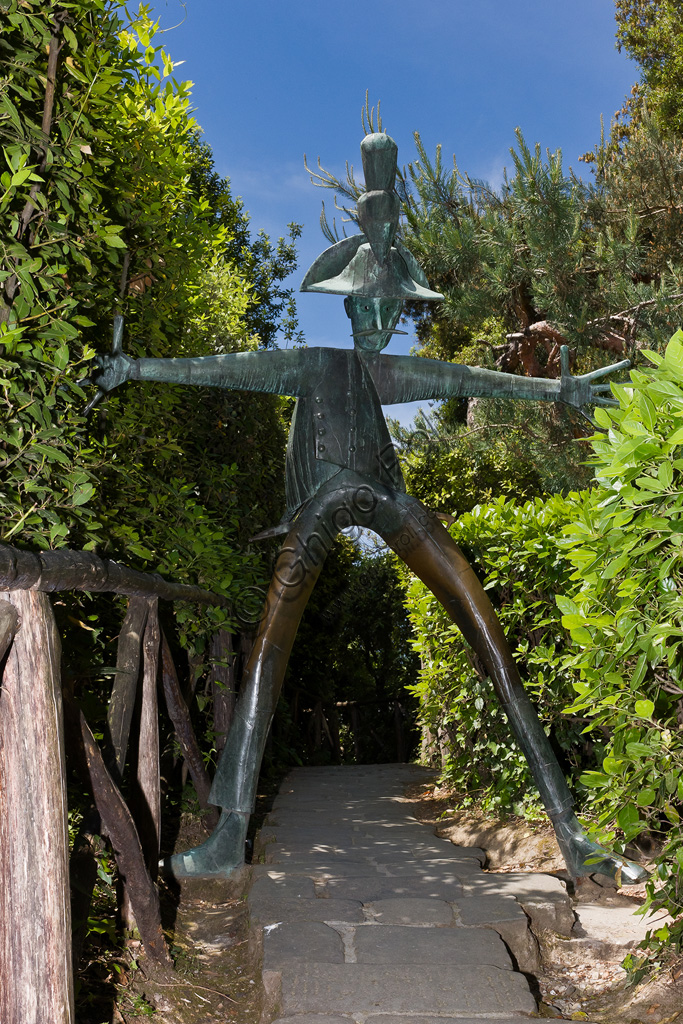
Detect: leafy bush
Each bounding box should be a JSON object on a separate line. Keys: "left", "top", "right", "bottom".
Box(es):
{"left": 0, "top": 3, "right": 296, "bottom": 647}
{"left": 405, "top": 331, "right": 683, "bottom": 964}
{"left": 558, "top": 332, "right": 683, "bottom": 960}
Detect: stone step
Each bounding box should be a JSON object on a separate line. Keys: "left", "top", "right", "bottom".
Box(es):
{"left": 249, "top": 765, "right": 574, "bottom": 1022}
{"left": 320, "top": 873, "right": 465, "bottom": 901}
{"left": 352, "top": 923, "right": 512, "bottom": 967}
{"left": 274, "top": 1017, "right": 539, "bottom": 1024}
{"left": 263, "top": 919, "right": 514, "bottom": 969}
{"left": 275, "top": 962, "right": 536, "bottom": 1016}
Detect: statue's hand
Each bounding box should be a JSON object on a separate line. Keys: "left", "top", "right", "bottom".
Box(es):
{"left": 83, "top": 315, "right": 135, "bottom": 414}
{"left": 92, "top": 351, "right": 136, "bottom": 394}
{"left": 558, "top": 345, "right": 630, "bottom": 416}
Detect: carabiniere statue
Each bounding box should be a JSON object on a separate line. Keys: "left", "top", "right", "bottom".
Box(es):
{"left": 89, "top": 131, "right": 647, "bottom": 885}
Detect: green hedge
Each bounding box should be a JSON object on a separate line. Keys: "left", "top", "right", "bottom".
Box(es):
{"left": 404, "top": 492, "right": 579, "bottom": 817}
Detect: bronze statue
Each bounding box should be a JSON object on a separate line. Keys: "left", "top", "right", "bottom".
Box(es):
{"left": 90, "top": 132, "right": 647, "bottom": 885}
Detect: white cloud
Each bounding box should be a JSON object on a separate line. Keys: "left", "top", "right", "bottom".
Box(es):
{"left": 470, "top": 152, "right": 508, "bottom": 195}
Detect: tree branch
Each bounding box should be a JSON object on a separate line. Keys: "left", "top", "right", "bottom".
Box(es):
{"left": 587, "top": 292, "right": 683, "bottom": 329}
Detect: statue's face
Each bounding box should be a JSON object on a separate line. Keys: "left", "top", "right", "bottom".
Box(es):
{"left": 344, "top": 296, "right": 403, "bottom": 352}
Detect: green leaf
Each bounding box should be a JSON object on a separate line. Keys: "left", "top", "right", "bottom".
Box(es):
{"left": 102, "top": 235, "right": 127, "bottom": 248}
{"left": 658, "top": 461, "right": 673, "bottom": 488}
{"left": 30, "top": 443, "right": 71, "bottom": 466}
{"left": 72, "top": 484, "right": 95, "bottom": 506}
{"left": 665, "top": 331, "right": 683, "bottom": 379}
{"left": 617, "top": 803, "right": 640, "bottom": 830}
{"left": 556, "top": 595, "right": 579, "bottom": 616}
{"left": 603, "top": 553, "right": 629, "bottom": 579}
{"left": 636, "top": 788, "right": 656, "bottom": 807}
{"left": 53, "top": 344, "right": 69, "bottom": 371}
{"left": 561, "top": 613, "right": 586, "bottom": 629}
{"left": 635, "top": 475, "right": 668, "bottom": 493}
{"left": 634, "top": 699, "right": 655, "bottom": 718}
{"left": 579, "top": 771, "right": 609, "bottom": 788}
{"left": 603, "top": 755, "right": 622, "bottom": 775}
{"left": 626, "top": 741, "right": 655, "bottom": 759}
{"left": 639, "top": 394, "right": 657, "bottom": 432}
{"left": 10, "top": 166, "right": 34, "bottom": 188}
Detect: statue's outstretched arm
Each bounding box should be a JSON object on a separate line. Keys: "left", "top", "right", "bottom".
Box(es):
{"left": 90, "top": 344, "right": 314, "bottom": 401}
{"left": 377, "top": 347, "right": 630, "bottom": 415}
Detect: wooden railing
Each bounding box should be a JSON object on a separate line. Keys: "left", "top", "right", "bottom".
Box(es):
{"left": 0, "top": 544, "right": 236, "bottom": 1024}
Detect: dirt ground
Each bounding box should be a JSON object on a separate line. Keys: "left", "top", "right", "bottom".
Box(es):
{"left": 107, "top": 810, "right": 265, "bottom": 1024}
{"left": 402, "top": 781, "right": 683, "bottom": 1024}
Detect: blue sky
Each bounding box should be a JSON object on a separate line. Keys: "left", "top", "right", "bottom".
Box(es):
{"left": 149, "top": 0, "right": 637, "bottom": 421}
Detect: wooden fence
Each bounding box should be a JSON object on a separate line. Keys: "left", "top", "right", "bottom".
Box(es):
{"left": 0, "top": 544, "right": 236, "bottom": 1024}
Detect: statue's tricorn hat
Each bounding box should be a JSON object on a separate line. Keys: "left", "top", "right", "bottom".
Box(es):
{"left": 300, "top": 133, "right": 444, "bottom": 302}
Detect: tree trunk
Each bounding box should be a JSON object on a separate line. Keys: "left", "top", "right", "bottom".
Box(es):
{"left": 420, "top": 724, "right": 437, "bottom": 765}
{"left": 312, "top": 700, "right": 323, "bottom": 750}
{"left": 394, "top": 702, "right": 406, "bottom": 763}
{"left": 0, "top": 591, "right": 74, "bottom": 1024}
{"left": 327, "top": 707, "right": 343, "bottom": 763}
{"left": 351, "top": 703, "right": 361, "bottom": 761}
{"left": 210, "top": 628, "right": 236, "bottom": 757}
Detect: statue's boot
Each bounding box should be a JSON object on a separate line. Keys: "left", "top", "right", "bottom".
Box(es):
{"left": 501, "top": 692, "right": 648, "bottom": 884}
{"left": 160, "top": 485, "right": 352, "bottom": 880}
{"left": 381, "top": 492, "right": 649, "bottom": 887}
{"left": 161, "top": 810, "right": 248, "bottom": 879}
{"left": 551, "top": 807, "right": 648, "bottom": 884}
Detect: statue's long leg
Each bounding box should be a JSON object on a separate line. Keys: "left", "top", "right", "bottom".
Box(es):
{"left": 162, "top": 493, "right": 345, "bottom": 879}
{"left": 378, "top": 494, "right": 647, "bottom": 884}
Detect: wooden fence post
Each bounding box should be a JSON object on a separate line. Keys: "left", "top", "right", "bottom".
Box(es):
{"left": 107, "top": 596, "right": 149, "bottom": 776}
{"left": 209, "top": 627, "right": 236, "bottom": 758}
{"left": 0, "top": 591, "right": 74, "bottom": 1024}
{"left": 160, "top": 630, "right": 216, "bottom": 825}
{"left": 67, "top": 704, "right": 172, "bottom": 972}
{"left": 0, "top": 602, "right": 18, "bottom": 660}
{"left": 134, "top": 599, "right": 161, "bottom": 876}
{"left": 121, "top": 598, "right": 161, "bottom": 931}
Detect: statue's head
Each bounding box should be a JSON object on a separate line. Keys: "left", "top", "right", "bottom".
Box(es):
{"left": 300, "top": 130, "right": 443, "bottom": 344}
{"left": 344, "top": 295, "right": 403, "bottom": 352}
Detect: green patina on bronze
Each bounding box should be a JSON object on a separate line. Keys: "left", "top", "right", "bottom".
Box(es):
{"left": 90, "top": 132, "right": 646, "bottom": 887}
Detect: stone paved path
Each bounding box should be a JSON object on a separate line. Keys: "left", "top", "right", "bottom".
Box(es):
{"left": 250, "top": 764, "right": 576, "bottom": 1024}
